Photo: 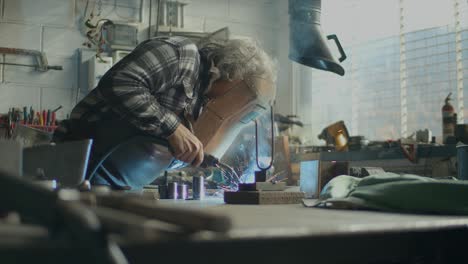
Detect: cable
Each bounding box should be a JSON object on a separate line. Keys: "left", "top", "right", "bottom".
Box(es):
{"left": 87, "top": 136, "right": 169, "bottom": 182}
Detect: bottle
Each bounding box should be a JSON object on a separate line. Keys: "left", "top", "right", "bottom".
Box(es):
{"left": 442, "top": 93, "right": 456, "bottom": 144}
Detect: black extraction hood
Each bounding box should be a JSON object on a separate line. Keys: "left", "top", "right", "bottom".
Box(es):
{"left": 289, "top": 0, "right": 347, "bottom": 76}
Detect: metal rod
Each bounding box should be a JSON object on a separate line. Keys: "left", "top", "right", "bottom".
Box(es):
{"left": 0, "top": 62, "right": 37, "bottom": 68}
{"left": 148, "top": 0, "right": 152, "bottom": 39}
{"left": 0, "top": 62, "right": 63, "bottom": 70}
{"left": 255, "top": 105, "right": 275, "bottom": 171}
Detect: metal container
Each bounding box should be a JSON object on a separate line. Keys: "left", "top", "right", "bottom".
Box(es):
{"left": 192, "top": 176, "right": 205, "bottom": 200}
{"left": 457, "top": 145, "right": 468, "bottom": 180}
{"left": 158, "top": 185, "right": 168, "bottom": 199}
{"left": 177, "top": 184, "right": 188, "bottom": 200}
{"left": 168, "top": 182, "right": 178, "bottom": 199}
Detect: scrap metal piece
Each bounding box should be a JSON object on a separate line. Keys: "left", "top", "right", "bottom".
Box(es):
{"left": 238, "top": 182, "right": 287, "bottom": 192}
{"left": 318, "top": 121, "right": 350, "bottom": 152}
{"left": 177, "top": 184, "right": 188, "bottom": 200}
{"left": 224, "top": 191, "right": 305, "bottom": 205}
{"left": 167, "top": 182, "right": 178, "bottom": 200}
{"left": 192, "top": 176, "right": 204, "bottom": 200}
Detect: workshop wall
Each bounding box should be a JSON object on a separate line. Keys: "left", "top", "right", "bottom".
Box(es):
{"left": 183, "top": 0, "right": 291, "bottom": 114}
{"left": 0, "top": 0, "right": 290, "bottom": 120}
{"left": 0, "top": 0, "right": 145, "bottom": 119}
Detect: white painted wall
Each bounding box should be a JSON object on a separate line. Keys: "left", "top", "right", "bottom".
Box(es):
{"left": 0, "top": 0, "right": 292, "bottom": 120}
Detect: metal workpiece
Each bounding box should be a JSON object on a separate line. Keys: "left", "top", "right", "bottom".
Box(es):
{"left": 177, "top": 184, "right": 188, "bottom": 200}
{"left": 167, "top": 182, "right": 178, "bottom": 199}
{"left": 192, "top": 176, "right": 204, "bottom": 200}
{"left": 158, "top": 185, "right": 168, "bottom": 199}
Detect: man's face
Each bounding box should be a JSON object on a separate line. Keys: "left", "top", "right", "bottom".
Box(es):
{"left": 205, "top": 79, "right": 243, "bottom": 98}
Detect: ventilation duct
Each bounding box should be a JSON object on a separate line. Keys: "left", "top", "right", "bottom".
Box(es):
{"left": 289, "top": 0, "right": 347, "bottom": 76}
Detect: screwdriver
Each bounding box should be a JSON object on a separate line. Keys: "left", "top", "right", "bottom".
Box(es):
{"left": 37, "top": 112, "right": 42, "bottom": 126}
{"left": 42, "top": 110, "right": 47, "bottom": 127}
{"left": 46, "top": 110, "right": 51, "bottom": 126}
{"left": 29, "top": 107, "right": 34, "bottom": 124}
{"left": 23, "top": 107, "right": 27, "bottom": 125}
{"left": 51, "top": 112, "right": 56, "bottom": 126}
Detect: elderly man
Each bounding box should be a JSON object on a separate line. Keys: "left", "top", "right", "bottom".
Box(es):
{"left": 54, "top": 36, "right": 276, "bottom": 190}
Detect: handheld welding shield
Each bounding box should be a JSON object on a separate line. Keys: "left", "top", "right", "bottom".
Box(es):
{"left": 192, "top": 76, "right": 276, "bottom": 158}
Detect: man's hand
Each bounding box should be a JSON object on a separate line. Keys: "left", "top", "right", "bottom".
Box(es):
{"left": 167, "top": 124, "right": 204, "bottom": 167}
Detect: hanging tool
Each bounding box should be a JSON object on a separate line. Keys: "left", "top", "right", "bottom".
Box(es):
{"left": 37, "top": 112, "right": 43, "bottom": 126}
{"left": 23, "top": 107, "right": 27, "bottom": 125}
{"left": 51, "top": 112, "right": 56, "bottom": 126}
{"left": 29, "top": 107, "right": 34, "bottom": 124}
{"left": 46, "top": 110, "right": 51, "bottom": 126}
{"left": 0, "top": 47, "right": 62, "bottom": 72}
{"left": 42, "top": 110, "right": 47, "bottom": 127}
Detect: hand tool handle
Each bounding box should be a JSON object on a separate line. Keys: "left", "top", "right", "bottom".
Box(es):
{"left": 47, "top": 110, "right": 51, "bottom": 126}
{"left": 51, "top": 112, "right": 56, "bottom": 126}
{"left": 37, "top": 112, "right": 42, "bottom": 126}
{"left": 42, "top": 110, "right": 47, "bottom": 126}
{"left": 23, "top": 107, "right": 27, "bottom": 124}
{"left": 200, "top": 154, "right": 219, "bottom": 168}
{"left": 29, "top": 107, "right": 34, "bottom": 124}
{"left": 327, "top": 34, "right": 347, "bottom": 62}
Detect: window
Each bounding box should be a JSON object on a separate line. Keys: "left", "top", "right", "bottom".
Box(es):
{"left": 294, "top": 0, "right": 464, "bottom": 143}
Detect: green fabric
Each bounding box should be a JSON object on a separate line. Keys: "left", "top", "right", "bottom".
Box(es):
{"left": 314, "top": 173, "right": 468, "bottom": 215}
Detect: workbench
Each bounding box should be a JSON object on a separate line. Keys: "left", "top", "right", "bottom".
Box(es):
{"left": 123, "top": 198, "right": 468, "bottom": 264}
{"left": 292, "top": 144, "right": 458, "bottom": 197}
{"left": 3, "top": 197, "right": 468, "bottom": 263}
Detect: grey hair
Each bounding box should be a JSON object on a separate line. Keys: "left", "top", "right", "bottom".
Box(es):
{"left": 199, "top": 37, "right": 277, "bottom": 83}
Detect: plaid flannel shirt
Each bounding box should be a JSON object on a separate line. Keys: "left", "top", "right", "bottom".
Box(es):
{"left": 57, "top": 36, "right": 200, "bottom": 139}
